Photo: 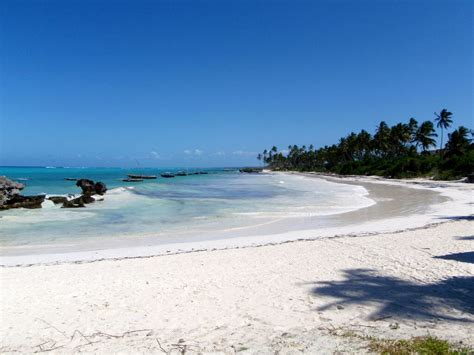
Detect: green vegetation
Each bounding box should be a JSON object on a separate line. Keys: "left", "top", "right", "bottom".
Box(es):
{"left": 259, "top": 109, "right": 473, "bottom": 180}
{"left": 368, "top": 336, "right": 472, "bottom": 355}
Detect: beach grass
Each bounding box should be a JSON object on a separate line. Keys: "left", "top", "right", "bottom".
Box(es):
{"left": 367, "top": 336, "right": 473, "bottom": 355}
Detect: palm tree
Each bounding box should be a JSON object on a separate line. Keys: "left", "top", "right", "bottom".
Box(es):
{"left": 445, "top": 126, "right": 471, "bottom": 156}
{"left": 338, "top": 137, "right": 349, "bottom": 162}
{"left": 389, "top": 123, "right": 411, "bottom": 156}
{"left": 373, "top": 121, "right": 391, "bottom": 157}
{"left": 408, "top": 117, "right": 418, "bottom": 133}
{"left": 408, "top": 118, "right": 418, "bottom": 144}
{"left": 434, "top": 109, "right": 453, "bottom": 151}
{"left": 414, "top": 121, "right": 437, "bottom": 152}
{"left": 257, "top": 153, "right": 263, "bottom": 167}
{"left": 355, "top": 129, "right": 372, "bottom": 161}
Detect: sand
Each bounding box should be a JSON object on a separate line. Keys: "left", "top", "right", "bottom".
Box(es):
{"left": 0, "top": 175, "right": 473, "bottom": 353}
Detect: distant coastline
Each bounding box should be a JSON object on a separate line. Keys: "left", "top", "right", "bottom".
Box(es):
{"left": 257, "top": 110, "right": 473, "bottom": 181}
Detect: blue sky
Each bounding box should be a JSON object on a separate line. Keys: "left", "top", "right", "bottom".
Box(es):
{"left": 1, "top": 0, "right": 472, "bottom": 167}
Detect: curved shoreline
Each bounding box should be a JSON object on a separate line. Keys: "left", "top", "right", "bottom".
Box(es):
{"left": 1, "top": 176, "right": 473, "bottom": 353}
{"left": 1, "top": 173, "right": 471, "bottom": 267}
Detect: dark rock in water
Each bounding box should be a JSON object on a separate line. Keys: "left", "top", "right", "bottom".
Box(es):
{"left": 81, "top": 194, "right": 96, "bottom": 204}
{"left": 62, "top": 196, "right": 86, "bottom": 208}
{"left": 0, "top": 176, "right": 46, "bottom": 210}
{"left": 63, "top": 179, "right": 106, "bottom": 207}
{"left": 48, "top": 196, "right": 68, "bottom": 205}
{"left": 76, "top": 179, "right": 96, "bottom": 195}
{"left": 1, "top": 194, "right": 45, "bottom": 210}
{"left": 61, "top": 179, "right": 106, "bottom": 208}
{"left": 64, "top": 178, "right": 78, "bottom": 181}
{"left": 0, "top": 176, "right": 107, "bottom": 210}
{"left": 62, "top": 195, "right": 95, "bottom": 208}
{"left": 76, "top": 179, "right": 107, "bottom": 195}
{"left": 467, "top": 173, "right": 474, "bottom": 184}
{"left": 94, "top": 182, "right": 107, "bottom": 195}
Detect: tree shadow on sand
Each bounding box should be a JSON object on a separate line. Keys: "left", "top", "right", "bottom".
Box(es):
{"left": 308, "top": 269, "right": 474, "bottom": 322}
{"left": 457, "top": 236, "right": 474, "bottom": 240}
{"left": 435, "top": 252, "right": 474, "bottom": 264}
{"left": 438, "top": 215, "right": 474, "bottom": 221}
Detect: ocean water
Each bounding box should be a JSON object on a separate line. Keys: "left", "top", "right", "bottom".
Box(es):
{"left": 0, "top": 167, "right": 375, "bottom": 252}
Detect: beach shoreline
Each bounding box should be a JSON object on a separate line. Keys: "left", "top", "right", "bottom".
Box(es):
{"left": 0, "top": 174, "right": 473, "bottom": 353}
{"left": 0, "top": 222, "right": 473, "bottom": 353}
{"left": 0, "top": 172, "right": 471, "bottom": 267}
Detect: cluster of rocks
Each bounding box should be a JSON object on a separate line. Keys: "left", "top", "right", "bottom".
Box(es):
{"left": 49, "top": 179, "right": 107, "bottom": 208}
{"left": 0, "top": 176, "right": 107, "bottom": 210}
{"left": 0, "top": 176, "right": 45, "bottom": 210}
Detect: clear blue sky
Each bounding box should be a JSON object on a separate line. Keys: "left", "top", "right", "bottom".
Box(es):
{"left": 1, "top": 0, "right": 472, "bottom": 167}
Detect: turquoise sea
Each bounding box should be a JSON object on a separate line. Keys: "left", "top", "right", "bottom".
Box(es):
{"left": 0, "top": 167, "right": 375, "bottom": 254}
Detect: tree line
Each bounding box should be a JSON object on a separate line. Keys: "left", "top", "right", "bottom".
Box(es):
{"left": 258, "top": 109, "right": 473, "bottom": 179}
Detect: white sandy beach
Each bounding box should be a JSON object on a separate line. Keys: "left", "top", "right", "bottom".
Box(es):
{"left": 0, "top": 175, "right": 473, "bottom": 353}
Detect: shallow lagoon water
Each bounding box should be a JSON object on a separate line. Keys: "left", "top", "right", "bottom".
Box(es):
{"left": 0, "top": 167, "right": 376, "bottom": 252}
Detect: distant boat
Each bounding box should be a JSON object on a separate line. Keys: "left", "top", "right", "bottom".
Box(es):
{"left": 161, "top": 173, "right": 175, "bottom": 178}
{"left": 176, "top": 171, "right": 187, "bottom": 176}
{"left": 122, "top": 178, "right": 144, "bottom": 182}
{"left": 127, "top": 174, "right": 157, "bottom": 179}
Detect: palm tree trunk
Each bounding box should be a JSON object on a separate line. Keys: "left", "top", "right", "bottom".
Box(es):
{"left": 440, "top": 127, "right": 444, "bottom": 155}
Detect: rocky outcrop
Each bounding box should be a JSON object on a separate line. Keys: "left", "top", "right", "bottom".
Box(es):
{"left": 76, "top": 179, "right": 107, "bottom": 195}
{"left": 0, "top": 176, "right": 25, "bottom": 205}
{"left": 0, "top": 176, "right": 45, "bottom": 210}
{"left": 62, "top": 196, "right": 89, "bottom": 208}
{"left": 0, "top": 176, "right": 107, "bottom": 210}
{"left": 61, "top": 179, "right": 107, "bottom": 208}
{"left": 94, "top": 182, "right": 107, "bottom": 195}
{"left": 2, "top": 194, "right": 46, "bottom": 210}
{"left": 48, "top": 196, "right": 69, "bottom": 205}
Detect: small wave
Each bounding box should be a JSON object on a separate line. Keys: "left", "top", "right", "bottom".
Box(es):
{"left": 108, "top": 186, "right": 135, "bottom": 195}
